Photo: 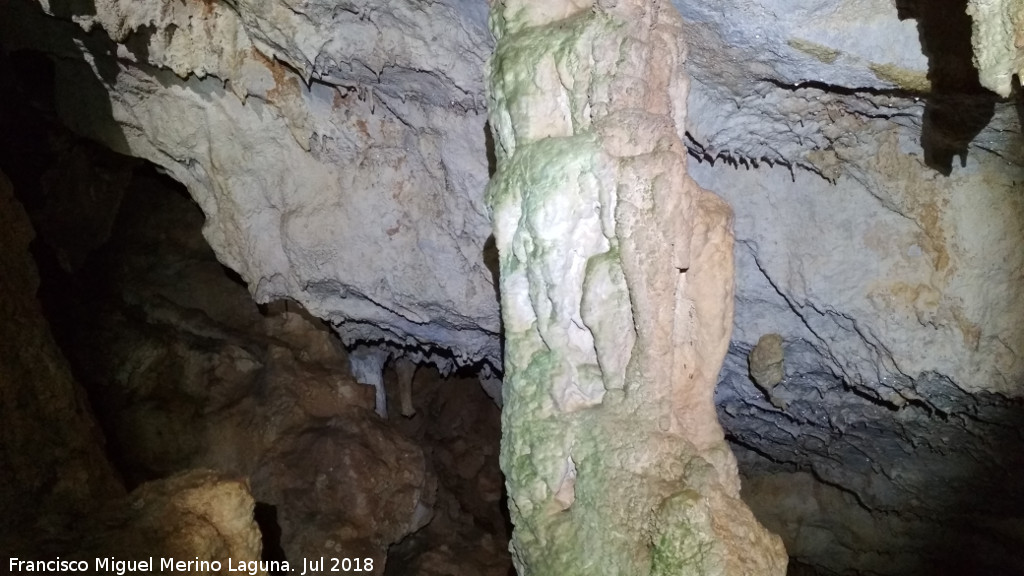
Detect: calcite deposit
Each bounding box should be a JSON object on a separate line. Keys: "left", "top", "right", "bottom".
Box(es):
{"left": 968, "top": 0, "right": 1024, "bottom": 96}
{"left": 678, "top": 3, "right": 1024, "bottom": 572}
{"left": 748, "top": 334, "right": 784, "bottom": 392}
{"left": 0, "top": 0, "right": 501, "bottom": 372}
{"left": 487, "top": 1, "right": 785, "bottom": 573}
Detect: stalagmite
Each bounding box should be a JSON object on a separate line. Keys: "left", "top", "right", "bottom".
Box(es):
{"left": 486, "top": 0, "right": 787, "bottom": 574}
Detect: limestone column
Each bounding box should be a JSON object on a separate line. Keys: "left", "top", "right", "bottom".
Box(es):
{"left": 485, "top": 1, "right": 788, "bottom": 574}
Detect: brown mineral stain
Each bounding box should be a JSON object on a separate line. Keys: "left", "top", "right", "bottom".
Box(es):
{"left": 788, "top": 38, "right": 841, "bottom": 64}
{"left": 868, "top": 281, "right": 980, "bottom": 350}
{"left": 872, "top": 281, "right": 941, "bottom": 313}
{"left": 914, "top": 198, "right": 950, "bottom": 273}
{"left": 196, "top": 0, "right": 217, "bottom": 17}
{"left": 356, "top": 119, "right": 370, "bottom": 139}
{"left": 951, "top": 305, "right": 981, "bottom": 351}
{"left": 251, "top": 48, "right": 300, "bottom": 105}
{"left": 333, "top": 89, "right": 347, "bottom": 109}
{"left": 871, "top": 132, "right": 953, "bottom": 277}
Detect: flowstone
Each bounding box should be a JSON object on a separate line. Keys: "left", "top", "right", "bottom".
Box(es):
{"left": 486, "top": 1, "right": 787, "bottom": 574}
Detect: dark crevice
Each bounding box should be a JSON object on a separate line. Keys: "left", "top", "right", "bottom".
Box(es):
{"left": 729, "top": 432, "right": 876, "bottom": 515}
{"left": 253, "top": 503, "right": 288, "bottom": 576}
{"left": 484, "top": 121, "right": 497, "bottom": 178}
{"left": 725, "top": 432, "right": 798, "bottom": 470}
{"left": 219, "top": 263, "right": 248, "bottom": 290}
{"left": 805, "top": 466, "right": 876, "bottom": 514}
{"left": 759, "top": 77, "right": 924, "bottom": 99}
{"left": 1015, "top": 77, "right": 1024, "bottom": 131}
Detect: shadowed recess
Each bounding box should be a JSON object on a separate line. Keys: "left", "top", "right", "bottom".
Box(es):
{"left": 896, "top": 0, "right": 998, "bottom": 175}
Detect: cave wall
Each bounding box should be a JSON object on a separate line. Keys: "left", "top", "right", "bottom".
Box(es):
{"left": 0, "top": 0, "right": 500, "bottom": 370}
{"left": 678, "top": 1, "right": 1024, "bottom": 573}
{"left": 3, "top": 0, "right": 1019, "bottom": 392}
{"left": 0, "top": 166, "right": 122, "bottom": 545}
{"left": 0, "top": 160, "right": 269, "bottom": 569}
{"left": 0, "top": 90, "right": 513, "bottom": 571}
{"left": 701, "top": 153, "right": 1024, "bottom": 575}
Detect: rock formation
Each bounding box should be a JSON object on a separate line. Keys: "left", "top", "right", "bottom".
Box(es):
{"left": 7, "top": 146, "right": 506, "bottom": 573}
{"left": 487, "top": 1, "right": 786, "bottom": 573}
{"left": 75, "top": 469, "right": 268, "bottom": 573}
{"left": 969, "top": 0, "right": 1024, "bottom": 97}
{"left": 678, "top": 2, "right": 1024, "bottom": 573}
{"left": 0, "top": 0, "right": 501, "bottom": 371}
{"left": 0, "top": 164, "right": 268, "bottom": 573}
{"left": 0, "top": 166, "right": 122, "bottom": 552}
{"left": 2, "top": 0, "right": 1024, "bottom": 573}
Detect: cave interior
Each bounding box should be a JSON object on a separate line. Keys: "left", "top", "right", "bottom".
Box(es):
{"left": 1, "top": 0, "right": 1024, "bottom": 575}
